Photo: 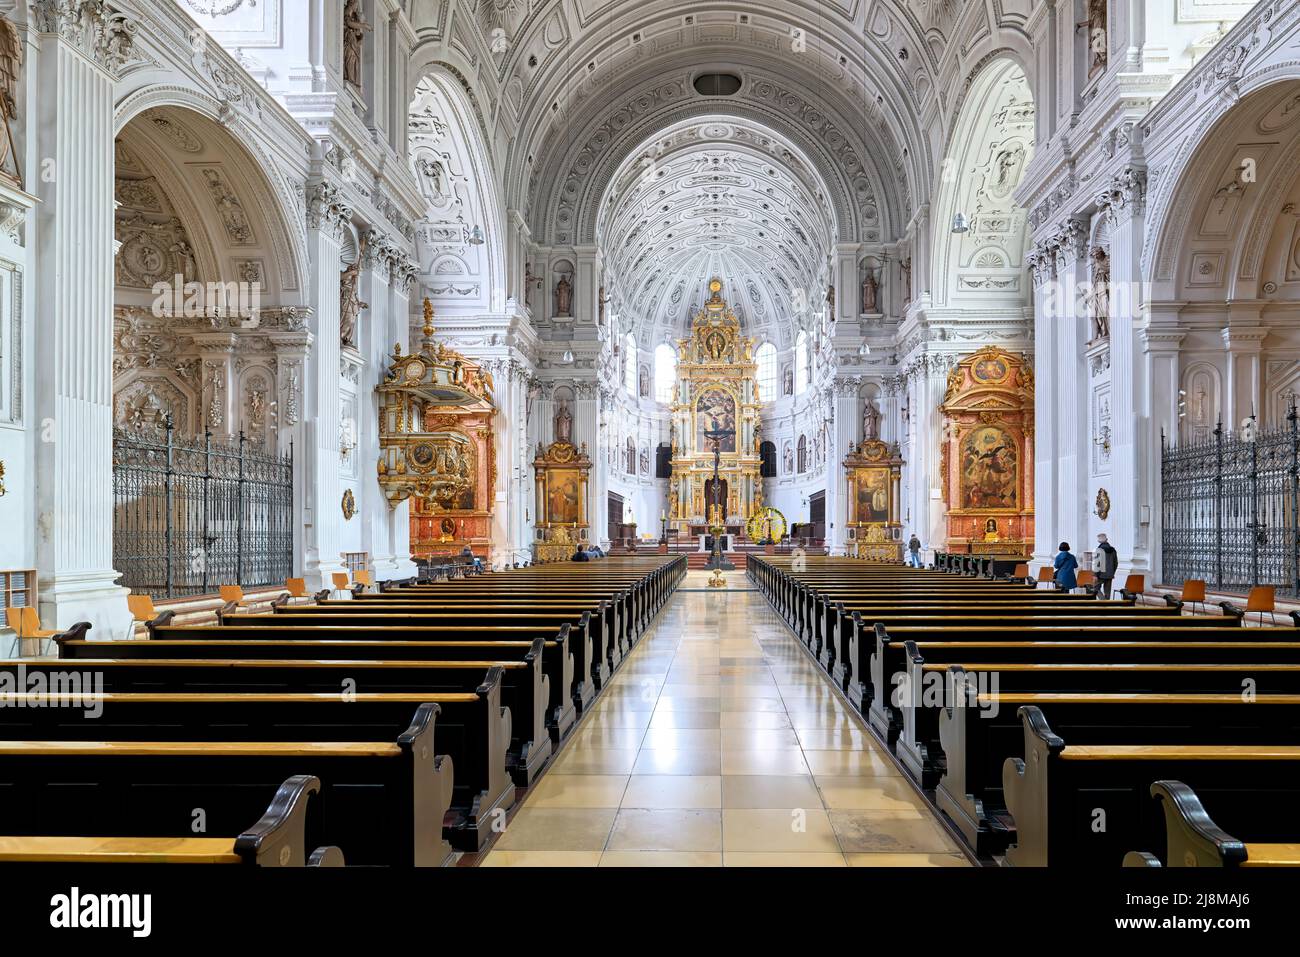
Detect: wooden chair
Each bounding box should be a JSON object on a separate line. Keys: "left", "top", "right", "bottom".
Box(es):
{"left": 353, "top": 570, "right": 373, "bottom": 593}
{"left": 1180, "top": 579, "right": 1206, "bottom": 616}
{"left": 284, "top": 578, "right": 309, "bottom": 604}
{"left": 1245, "top": 585, "right": 1277, "bottom": 626}
{"left": 1036, "top": 566, "right": 1056, "bottom": 589}
{"left": 218, "top": 585, "right": 249, "bottom": 608}
{"left": 126, "top": 594, "right": 157, "bottom": 640}
{"left": 5, "top": 607, "right": 58, "bottom": 658}
{"left": 1074, "top": 569, "right": 1096, "bottom": 596}
{"left": 330, "top": 572, "right": 351, "bottom": 600}
{"left": 1120, "top": 573, "right": 1145, "bottom": 602}
{"left": 1011, "top": 563, "right": 1030, "bottom": 584}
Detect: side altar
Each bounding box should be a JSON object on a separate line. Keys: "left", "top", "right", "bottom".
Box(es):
{"left": 375, "top": 300, "right": 497, "bottom": 562}
{"left": 666, "top": 279, "right": 764, "bottom": 535}
{"left": 843, "top": 439, "right": 904, "bottom": 562}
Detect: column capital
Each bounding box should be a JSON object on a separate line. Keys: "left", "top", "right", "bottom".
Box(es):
{"left": 306, "top": 180, "right": 354, "bottom": 241}
{"left": 1095, "top": 167, "right": 1148, "bottom": 224}
{"left": 32, "top": 0, "right": 138, "bottom": 76}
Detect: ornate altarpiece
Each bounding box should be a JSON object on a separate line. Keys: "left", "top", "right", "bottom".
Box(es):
{"left": 666, "top": 280, "right": 763, "bottom": 533}
{"left": 938, "top": 347, "right": 1035, "bottom": 555}
{"left": 532, "top": 440, "right": 591, "bottom": 563}
{"left": 843, "top": 439, "right": 904, "bottom": 561}
{"left": 376, "top": 301, "right": 497, "bottom": 558}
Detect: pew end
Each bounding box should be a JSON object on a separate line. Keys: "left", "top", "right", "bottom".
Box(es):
{"left": 1122, "top": 851, "right": 1163, "bottom": 867}
{"left": 233, "top": 774, "right": 326, "bottom": 867}
{"left": 1002, "top": 706, "right": 1065, "bottom": 868}
{"left": 1218, "top": 601, "right": 1245, "bottom": 624}
{"left": 1148, "top": 780, "right": 1248, "bottom": 868}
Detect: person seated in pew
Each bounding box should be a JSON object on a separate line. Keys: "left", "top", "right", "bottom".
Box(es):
{"left": 571, "top": 545, "right": 590, "bottom": 562}
{"left": 1053, "top": 542, "right": 1078, "bottom": 592}
{"left": 460, "top": 545, "right": 484, "bottom": 574}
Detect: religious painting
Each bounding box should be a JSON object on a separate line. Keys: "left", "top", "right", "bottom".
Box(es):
{"left": 853, "top": 467, "right": 891, "bottom": 525}
{"left": 545, "top": 467, "right": 582, "bottom": 526}
{"left": 960, "top": 426, "right": 1018, "bottom": 510}
{"left": 972, "top": 354, "right": 1010, "bottom": 385}
{"left": 695, "top": 389, "right": 736, "bottom": 453}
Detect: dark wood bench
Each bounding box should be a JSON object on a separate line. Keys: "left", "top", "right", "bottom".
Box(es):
{"left": 1002, "top": 708, "right": 1300, "bottom": 867}
{"left": 0, "top": 684, "right": 513, "bottom": 852}
{"left": 0, "top": 712, "right": 451, "bottom": 867}
{"left": 933, "top": 686, "right": 1300, "bottom": 855}
{"left": 38, "top": 644, "right": 553, "bottom": 786}
{"left": 145, "top": 618, "right": 582, "bottom": 741}
{"left": 1124, "top": 780, "right": 1300, "bottom": 868}
{"left": 0, "top": 775, "right": 341, "bottom": 866}
{"left": 869, "top": 622, "right": 1258, "bottom": 742}
{"left": 317, "top": 597, "right": 623, "bottom": 679}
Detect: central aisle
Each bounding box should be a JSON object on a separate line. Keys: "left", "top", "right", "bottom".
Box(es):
{"left": 483, "top": 572, "right": 969, "bottom": 867}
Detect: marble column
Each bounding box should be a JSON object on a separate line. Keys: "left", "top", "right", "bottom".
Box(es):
{"left": 1141, "top": 321, "right": 1185, "bottom": 584}
{"left": 581, "top": 383, "right": 604, "bottom": 545}
{"left": 359, "top": 231, "right": 394, "bottom": 578}
{"left": 1054, "top": 220, "right": 1091, "bottom": 555}
{"left": 828, "top": 380, "right": 858, "bottom": 555}
{"left": 301, "top": 181, "right": 353, "bottom": 590}
{"left": 388, "top": 257, "right": 419, "bottom": 578}
{"left": 1098, "top": 168, "right": 1148, "bottom": 576}
{"left": 1028, "top": 244, "right": 1059, "bottom": 565}
{"left": 31, "top": 8, "right": 137, "bottom": 635}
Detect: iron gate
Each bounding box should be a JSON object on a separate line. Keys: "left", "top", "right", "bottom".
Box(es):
{"left": 112, "top": 420, "right": 294, "bottom": 598}
{"left": 1161, "top": 403, "right": 1299, "bottom": 598}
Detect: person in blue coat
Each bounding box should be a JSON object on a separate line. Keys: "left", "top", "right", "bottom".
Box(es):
{"left": 1053, "top": 541, "right": 1078, "bottom": 591}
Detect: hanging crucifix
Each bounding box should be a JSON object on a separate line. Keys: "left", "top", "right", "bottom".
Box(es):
{"left": 703, "top": 421, "right": 736, "bottom": 572}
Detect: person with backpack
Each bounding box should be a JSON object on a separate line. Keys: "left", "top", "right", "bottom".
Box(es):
{"left": 906, "top": 534, "right": 922, "bottom": 568}
{"left": 1092, "top": 533, "right": 1118, "bottom": 598}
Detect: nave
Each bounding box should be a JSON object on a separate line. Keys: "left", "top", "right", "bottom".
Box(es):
{"left": 484, "top": 573, "right": 967, "bottom": 867}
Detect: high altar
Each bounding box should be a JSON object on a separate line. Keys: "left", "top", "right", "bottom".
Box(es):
{"left": 843, "top": 439, "right": 905, "bottom": 561}
{"left": 376, "top": 300, "right": 497, "bottom": 561}
{"left": 666, "top": 279, "right": 764, "bottom": 536}
{"left": 938, "top": 346, "right": 1035, "bottom": 556}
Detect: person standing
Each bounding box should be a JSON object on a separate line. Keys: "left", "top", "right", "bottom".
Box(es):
{"left": 1093, "top": 533, "right": 1118, "bottom": 598}
{"left": 1053, "top": 542, "right": 1078, "bottom": 592}
{"left": 907, "top": 534, "right": 922, "bottom": 568}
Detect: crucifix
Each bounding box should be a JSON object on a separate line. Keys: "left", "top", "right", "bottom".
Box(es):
{"left": 703, "top": 421, "right": 736, "bottom": 573}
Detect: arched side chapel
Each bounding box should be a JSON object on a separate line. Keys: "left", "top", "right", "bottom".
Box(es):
{"left": 0, "top": 0, "right": 1293, "bottom": 637}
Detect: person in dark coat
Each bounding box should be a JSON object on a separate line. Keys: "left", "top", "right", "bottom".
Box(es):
{"left": 571, "top": 546, "right": 589, "bottom": 562}
{"left": 906, "top": 534, "right": 922, "bottom": 568}
{"left": 1053, "top": 541, "right": 1078, "bottom": 591}
{"left": 1092, "top": 533, "right": 1118, "bottom": 598}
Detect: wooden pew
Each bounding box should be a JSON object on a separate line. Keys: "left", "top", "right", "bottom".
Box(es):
{"left": 868, "top": 621, "right": 1254, "bottom": 742}
{"left": 311, "top": 597, "right": 620, "bottom": 683}
{"left": 852, "top": 612, "right": 1225, "bottom": 717}
{"left": 0, "top": 685, "right": 513, "bottom": 852}
{"left": 0, "top": 775, "right": 342, "bottom": 866}
{"left": 1002, "top": 708, "right": 1300, "bottom": 867}
{"left": 932, "top": 684, "right": 1300, "bottom": 855}
{"left": 0, "top": 709, "right": 451, "bottom": 867}
{"left": 146, "top": 618, "right": 582, "bottom": 744}
{"left": 1124, "top": 781, "right": 1300, "bottom": 868}
{"left": 40, "top": 644, "right": 552, "bottom": 786}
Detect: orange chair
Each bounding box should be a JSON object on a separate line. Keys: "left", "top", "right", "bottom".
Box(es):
{"left": 1120, "top": 574, "right": 1145, "bottom": 602}
{"left": 126, "top": 594, "right": 157, "bottom": 639}
{"left": 330, "top": 572, "right": 351, "bottom": 599}
{"left": 5, "top": 606, "right": 58, "bottom": 658}
{"left": 1036, "top": 566, "right": 1056, "bottom": 589}
{"left": 1180, "top": 579, "right": 1207, "bottom": 616}
{"left": 353, "top": 570, "right": 373, "bottom": 593}
{"left": 284, "top": 578, "right": 309, "bottom": 602}
{"left": 1075, "top": 569, "right": 1097, "bottom": 595}
{"left": 1011, "top": 563, "right": 1030, "bottom": 583}
{"left": 1245, "top": 586, "right": 1277, "bottom": 626}
{"left": 218, "top": 585, "right": 248, "bottom": 607}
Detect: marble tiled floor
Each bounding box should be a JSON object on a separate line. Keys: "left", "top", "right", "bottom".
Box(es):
{"left": 482, "top": 573, "right": 970, "bottom": 867}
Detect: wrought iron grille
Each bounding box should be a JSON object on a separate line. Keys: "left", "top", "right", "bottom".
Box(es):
{"left": 112, "top": 420, "right": 294, "bottom": 598}
{"left": 1161, "top": 403, "right": 1299, "bottom": 598}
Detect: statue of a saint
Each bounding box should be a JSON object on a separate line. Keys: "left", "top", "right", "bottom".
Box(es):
{"left": 554, "top": 400, "right": 573, "bottom": 444}
{"left": 339, "top": 256, "right": 368, "bottom": 348}
{"left": 342, "top": 0, "right": 371, "bottom": 90}
{"left": 1089, "top": 246, "right": 1111, "bottom": 341}
{"left": 555, "top": 275, "right": 573, "bottom": 316}
{"left": 900, "top": 259, "right": 912, "bottom": 306}
{"left": 862, "top": 401, "right": 880, "bottom": 442}
{"left": 861, "top": 267, "right": 879, "bottom": 314}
